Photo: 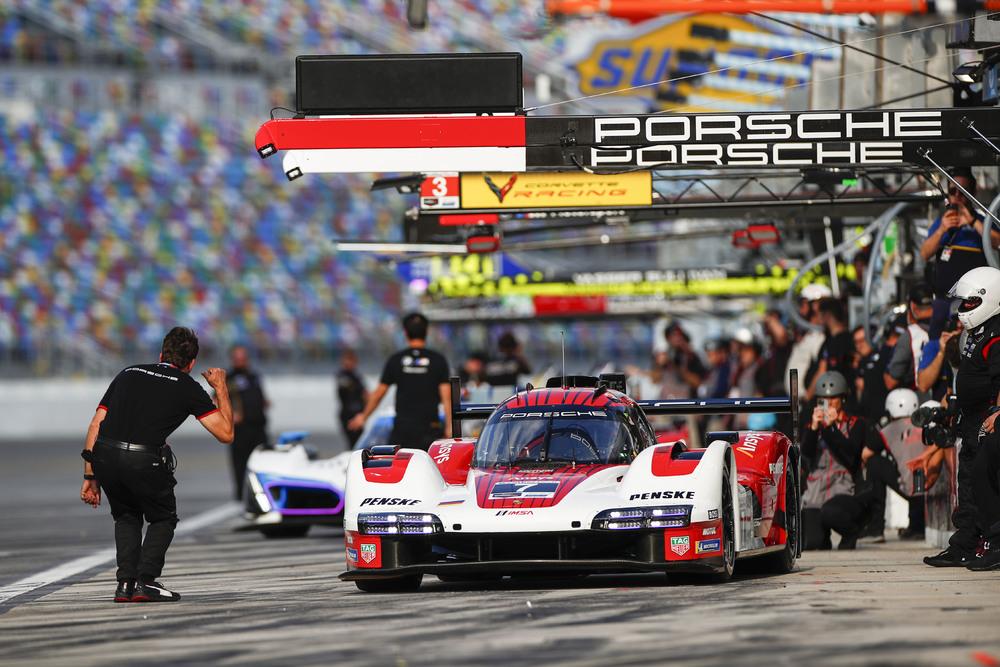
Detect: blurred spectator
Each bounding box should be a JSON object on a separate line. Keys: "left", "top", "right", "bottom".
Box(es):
{"left": 807, "top": 297, "right": 852, "bottom": 400}
{"left": 920, "top": 169, "right": 998, "bottom": 299}
{"left": 484, "top": 332, "right": 531, "bottom": 387}
{"left": 226, "top": 344, "right": 269, "bottom": 500}
{"left": 786, "top": 283, "right": 832, "bottom": 397}
{"left": 881, "top": 388, "right": 925, "bottom": 540}
{"left": 852, "top": 325, "right": 888, "bottom": 424}
{"left": 756, "top": 309, "right": 792, "bottom": 397}
{"left": 699, "top": 338, "right": 732, "bottom": 399}
{"left": 884, "top": 284, "right": 935, "bottom": 394}
{"left": 916, "top": 301, "right": 962, "bottom": 399}
{"left": 336, "top": 349, "right": 368, "bottom": 448}
{"left": 731, "top": 331, "right": 763, "bottom": 428}
{"left": 661, "top": 322, "right": 707, "bottom": 399}
{"left": 802, "top": 371, "right": 895, "bottom": 550}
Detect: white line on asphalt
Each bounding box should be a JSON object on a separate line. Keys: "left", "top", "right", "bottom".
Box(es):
{"left": 0, "top": 502, "right": 241, "bottom": 606}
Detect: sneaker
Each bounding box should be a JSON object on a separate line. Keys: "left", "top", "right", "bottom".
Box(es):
{"left": 967, "top": 543, "right": 1000, "bottom": 571}
{"left": 898, "top": 528, "right": 925, "bottom": 541}
{"left": 132, "top": 581, "right": 181, "bottom": 602}
{"left": 923, "top": 547, "right": 975, "bottom": 567}
{"left": 114, "top": 580, "right": 136, "bottom": 603}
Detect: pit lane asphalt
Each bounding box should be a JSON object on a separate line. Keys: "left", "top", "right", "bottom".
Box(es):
{"left": 2, "top": 439, "right": 999, "bottom": 667}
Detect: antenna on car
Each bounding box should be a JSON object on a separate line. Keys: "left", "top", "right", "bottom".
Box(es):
{"left": 561, "top": 330, "right": 566, "bottom": 388}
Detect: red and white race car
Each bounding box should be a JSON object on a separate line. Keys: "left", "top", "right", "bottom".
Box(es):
{"left": 340, "top": 374, "right": 801, "bottom": 592}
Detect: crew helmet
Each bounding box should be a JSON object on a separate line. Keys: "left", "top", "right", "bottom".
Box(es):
{"left": 815, "top": 371, "right": 849, "bottom": 398}
{"left": 801, "top": 283, "right": 833, "bottom": 301}
{"left": 948, "top": 266, "right": 1000, "bottom": 329}
{"left": 885, "top": 388, "right": 919, "bottom": 420}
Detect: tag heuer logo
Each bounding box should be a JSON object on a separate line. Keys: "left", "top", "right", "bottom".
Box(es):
{"left": 670, "top": 536, "right": 690, "bottom": 556}
{"left": 360, "top": 543, "right": 377, "bottom": 563}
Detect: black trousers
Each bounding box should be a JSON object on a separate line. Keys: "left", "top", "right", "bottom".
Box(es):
{"left": 231, "top": 422, "right": 267, "bottom": 500}
{"left": 973, "top": 431, "right": 1000, "bottom": 542}
{"left": 390, "top": 421, "right": 444, "bottom": 452}
{"left": 92, "top": 443, "right": 178, "bottom": 582}
{"left": 802, "top": 457, "right": 900, "bottom": 548}
{"left": 949, "top": 428, "right": 982, "bottom": 553}
{"left": 339, "top": 414, "right": 362, "bottom": 448}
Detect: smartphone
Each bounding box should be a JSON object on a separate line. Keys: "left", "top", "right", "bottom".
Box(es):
{"left": 817, "top": 398, "right": 829, "bottom": 410}
{"left": 944, "top": 204, "right": 958, "bottom": 213}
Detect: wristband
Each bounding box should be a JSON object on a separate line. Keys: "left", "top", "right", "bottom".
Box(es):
{"left": 83, "top": 474, "right": 96, "bottom": 481}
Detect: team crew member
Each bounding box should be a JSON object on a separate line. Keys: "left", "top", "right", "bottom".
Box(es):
{"left": 336, "top": 349, "right": 368, "bottom": 448}
{"left": 348, "top": 313, "right": 451, "bottom": 450}
{"left": 920, "top": 169, "right": 998, "bottom": 300}
{"left": 926, "top": 267, "right": 1000, "bottom": 567}
{"left": 80, "top": 327, "right": 234, "bottom": 602}
{"left": 970, "top": 429, "right": 1000, "bottom": 570}
{"left": 801, "top": 371, "right": 890, "bottom": 550}
{"left": 485, "top": 332, "right": 531, "bottom": 387}
{"left": 226, "top": 345, "right": 269, "bottom": 500}
{"left": 884, "top": 284, "right": 935, "bottom": 394}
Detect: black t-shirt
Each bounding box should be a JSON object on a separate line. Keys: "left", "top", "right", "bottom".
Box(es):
{"left": 956, "top": 318, "right": 1000, "bottom": 432}
{"left": 819, "top": 331, "right": 853, "bottom": 376}
{"left": 98, "top": 363, "right": 218, "bottom": 446}
{"left": 380, "top": 347, "right": 450, "bottom": 426}
{"left": 857, "top": 350, "right": 888, "bottom": 423}
{"left": 485, "top": 355, "right": 531, "bottom": 387}
{"left": 228, "top": 368, "right": 267, "bottom": 425}
{"left": 336, "top": 368, "right": 366, "bottom": 420}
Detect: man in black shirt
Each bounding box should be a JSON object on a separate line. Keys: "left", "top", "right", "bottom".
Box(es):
{"left": 485, "top": 332, "right": 531, "bottom": 387}
{"left": 80, "top": 327, "right": 234, "bottom": 602}
{"left": 336, "top": 349, "right": 368, "bottom": 448}
{"left": 348, "top": 313, "right": 451, "bottom": 450}
{"left": 226, "top": 345, "right": 269, "bottom": 500}
{"left": 807, "top": 298, "right": 852, "bottom": 401}
{"left": 853, "top": 326, "right": 888, "bottom": 424}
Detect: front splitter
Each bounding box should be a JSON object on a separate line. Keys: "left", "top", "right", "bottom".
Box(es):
{"left": 340, "top": 557, "right": 725, "bottom": 580}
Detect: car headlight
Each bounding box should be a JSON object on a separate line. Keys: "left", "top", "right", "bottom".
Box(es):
{"left": 357, "top": 512, "right": 444, "bottom": 535}
{"left": 247, "top": 472, "right": 272, "bottom": 513}
{"left": 591, "top": 505, "right": 691, "bottom": 530}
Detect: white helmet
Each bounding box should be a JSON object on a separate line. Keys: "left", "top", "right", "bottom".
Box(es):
{"left": 948, "top": 266, "right": 1000, "bottom": 329}
{"left": 885, "top": 388, "right": 919, "bottom": 419}
{"left": 800, "top": 283, "right": 833, "bottom": 301}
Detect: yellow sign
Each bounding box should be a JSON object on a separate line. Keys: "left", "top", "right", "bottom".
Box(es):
{"left": 460, "top": 172, "right": 652, "bottom": 209}
{"left": 574, "top": 15, "right": 817, "bottom": 112}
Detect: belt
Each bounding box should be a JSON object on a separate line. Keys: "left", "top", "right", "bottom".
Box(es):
{"left": 95, "top": 435, "right": 164, "bottom": 454}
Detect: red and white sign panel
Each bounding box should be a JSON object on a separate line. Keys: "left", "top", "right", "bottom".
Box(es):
{"left": 420, "top": 173, "right": 460, "bottom": 210}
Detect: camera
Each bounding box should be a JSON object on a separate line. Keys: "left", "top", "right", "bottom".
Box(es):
{"left": 910, "top": 397, "right": 960, "bottom": 448}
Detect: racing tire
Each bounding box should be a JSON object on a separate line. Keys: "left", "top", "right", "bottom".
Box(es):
{"left": 753, "top": 464, "right": 799, "bottom": 575}
{"left": 260, "top": 525, "right": 310, "bottom": 539}
{"left": 354, "top": 574, "right": 423, "bottom": 593}
{"left": 708, "top": 461, "right": 737, "bottom": 583}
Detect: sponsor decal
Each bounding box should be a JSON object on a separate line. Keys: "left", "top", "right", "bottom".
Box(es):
{"left": 500, "top": 410, "right": 607, "bottom": 419}
{"left": 708, "top": 509, "right": 720, "bottom": 520}
{"left": 702, "top": 526, "right": 718, "bottom": 536}
{"left": 360, "top": 543, "right": 378, "bottom": 564}
{"left": 737, "top": 433, "right": 765, "bottom": 457}
{"left": 628, "top": 490, "right": 694, "bottom": 501}
{"left": 360, "top": 497, "right": 421, "bottom": 507}
{"left": 460, "top": 172, "right": 651, "bottom": 208}
{"left": 696, "top": 539, "right": 721, "bottom": 554}
{"left": 670, "top": 535, "right": 690, "bottom": 556}
{"left": 433, "top": 443, "right": 454, "bottom": 464}
{"left": 346, "top": 547, "right": 358, "bottom": 562}
{"left": 489, "top": 481, "right": 559, "bottom": 500}
{"left": 495, "top": 509, "right": 534, "bottom": 516}
{"left": 345, "top": 532, "right": 355, "bottom": 546}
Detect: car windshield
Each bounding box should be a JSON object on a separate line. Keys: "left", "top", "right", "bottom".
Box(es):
{"left": 474, "top": 407, "right": 638, "bottom": 467}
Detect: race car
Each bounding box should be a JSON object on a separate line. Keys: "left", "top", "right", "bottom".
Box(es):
{"left": 340, "top": 373, "right": 802, "bottom": 592}
{"left": 243, "top": 415, "right": 396, "bottom": 537}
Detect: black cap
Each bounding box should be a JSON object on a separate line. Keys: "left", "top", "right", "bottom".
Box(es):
{"left": 908, "top": 284, "right": 934, "bottom": 308}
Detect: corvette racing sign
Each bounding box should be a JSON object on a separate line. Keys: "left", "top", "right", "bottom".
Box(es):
{"left": 459, "top": 172, "right": 652, "bottom": 208}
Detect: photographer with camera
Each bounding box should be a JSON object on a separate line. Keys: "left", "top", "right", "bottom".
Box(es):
{"left": 802, "top": 371, "right": 898, "bottom": 550}
{"left": 924, "top": 266, "right": 1000, "bottom": 568}
{"left": 920, "top": 169, "right": 998, "bottom": 301}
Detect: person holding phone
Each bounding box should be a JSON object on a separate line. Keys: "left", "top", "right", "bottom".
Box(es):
{"left": 920, "top": 169, "right": 998, "bottom": 300}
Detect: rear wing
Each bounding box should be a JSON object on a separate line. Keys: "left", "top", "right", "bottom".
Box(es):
{"left": 449, "top": 370, "right": 799, "bottom": 442}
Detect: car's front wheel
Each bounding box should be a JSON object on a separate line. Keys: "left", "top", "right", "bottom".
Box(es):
{"left": 354, "top": 574, "right": 423, "bottom": 593}
{"left": 710, "top": 461, "right": 737, "bottom": 583}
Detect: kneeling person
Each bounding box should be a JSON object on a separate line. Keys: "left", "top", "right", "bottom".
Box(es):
{"left": 79, "top": 327, "right": 234, "bottom": 602}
